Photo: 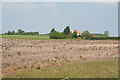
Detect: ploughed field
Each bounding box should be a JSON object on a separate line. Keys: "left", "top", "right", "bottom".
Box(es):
{"left": 2, "top": 39, "right": 119, "bottom": 78}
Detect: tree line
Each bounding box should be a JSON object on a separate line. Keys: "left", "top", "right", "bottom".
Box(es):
{"left": 49, "top": 26, "right": 109, "bottom": 39}
{"left": 4, "top": 29, "right": 39, "bottom": 35}
{"left": 4, "top": 27, "right": 109, "bottom": 39}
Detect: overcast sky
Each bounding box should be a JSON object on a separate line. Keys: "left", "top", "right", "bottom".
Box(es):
{"left": 2, "top": 2, "right": 118, "bottom": 36}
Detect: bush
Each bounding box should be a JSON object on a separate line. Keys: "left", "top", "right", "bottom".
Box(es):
{"left": 49, "top": 31, "right": 66, "bottom": 39}
{"left": 81, "top": 30, "right": 90, "bottom": 37}
{"left": 78, "top": 35, "right": 83, "bottom": 38}
{"left": 65, "top": 33, "right": 73, "bottom": 38}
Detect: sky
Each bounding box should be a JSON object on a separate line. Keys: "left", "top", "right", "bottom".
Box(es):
{"left": 2, "top": 2, "right": 118, "bottom": 36}
{"left": 1, "top": 0, "right": 119, "bottom": 2}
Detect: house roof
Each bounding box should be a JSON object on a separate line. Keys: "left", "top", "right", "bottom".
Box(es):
{"left": 73, "top": 30, "right": 81, "bottom": 34}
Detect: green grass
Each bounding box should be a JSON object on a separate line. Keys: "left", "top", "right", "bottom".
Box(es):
{"left": 5, "top": 60, "right": 118, "bottom": 78}
{"left": 1, "top": 35, "right": 119, "bottom": 40}
{"left": 1, "top": 35, "right": 82, "bottom": 40}
{"left": 2, "top": 35, "right": 49, "bottom": 39}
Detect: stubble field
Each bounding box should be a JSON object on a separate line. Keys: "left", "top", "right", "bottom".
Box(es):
{"left": 2, "top": 38, "right": 119, "bottom": 78}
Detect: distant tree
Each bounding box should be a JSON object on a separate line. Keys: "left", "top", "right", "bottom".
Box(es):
{"left": 11, "top": 31, "right": 15, "bottom": 35}
{"left": 104, "top": 31, "right": 109, "bottom": 37}
{"left": 63, "top": 26, "right": 70, "bottom": 35}
{"left": 34, "top": 32, "right": 39, "bottom": 35}
{"left": 5, "top": 32, "right": 7, "bottom": 35}
{"left": 49, "top": 31, "right": 65, "bottom": 39}
{"left": 81, "top": 30, "right": 90, "bottom": 37}
{"left": 30, "top": 32, "right": 39, "bottom": 35}
{"left": 7, "top": 31, "right": 11, "bottom": 35}
{"left": 72, "top": 32, "right": 77, "bottom": 38}
{"left": 4, "top": 29, "right": 39, "bottom": 35}
{"left": 50, "top": 28, "right": 55, "bottom": 33}
{"left": 49, "top": 31, "right": 58, "bottom": 39}
{"left": 18, "top": 29, "right": 24, "bottom": 35}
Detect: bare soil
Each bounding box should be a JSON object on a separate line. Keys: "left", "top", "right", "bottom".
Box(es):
{"left": 2, "top": 39, "right": 119, "bottom": 77}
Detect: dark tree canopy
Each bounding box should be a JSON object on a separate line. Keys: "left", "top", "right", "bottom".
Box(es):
{"left": 5, "top": 31, "right": 15, "bottom": 35}
{"left": 4, "top": 29, "right": 39, "bottom": 35}
{"left": 63, "top": 26, "right": 70, "bottom": 35}
{"left": 11, "top": 31, "right": 15, "bottom": 35}
{"left": 18, "top": 29, "right": 24, "bottom": 35}
{"left": 7, "top": 31, "right": 11, "bottom": 35}
{"left": 50, "top": 28, "right": 55, "bottom": 33}
{"left": 49, "top": 31, "right": 65, "bottom": 39}
{"left": 72, "top": 32, "right": 77, "bottom": 38}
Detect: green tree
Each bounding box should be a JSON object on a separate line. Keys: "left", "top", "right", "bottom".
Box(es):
{"left": 18, "top": 29, "right": 24, "bottom": 35}
{"left": 104, "top": 31, "right": 109, "bottom": 37}
{"left": 11, "top": 31, "right": 15, "bottom": 35}
{"left": 7, "top": 31, "right": 11, "bottom": 35}
{"left": 81, "top": 30, "right": 90, "bottom": 37}
{"left": 72, "top": 32, "right": 77, "bottom": 38}
{"left": 63, "top": 26, "right": 70, "bottom": 35}
{"left": 50, "top": 28, "right": 55, "bottom": 33}
{"left": 49, "top": 31, "right": 65, "bottom": 39}
{"left": 5, "top": 32, "right": 7, "bottom": 35}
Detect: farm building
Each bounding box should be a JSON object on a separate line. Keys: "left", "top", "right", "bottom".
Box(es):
{"left": 72, "top": 30, "right": 81, "bottom": 36}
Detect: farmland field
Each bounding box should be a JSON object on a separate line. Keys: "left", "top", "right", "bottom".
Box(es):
{"left": 1, "top": 38, "right": 119, "bottom": 78}
{"left": 2, "top": 35, "right": 49, "bottom": 39}
{"left": 6, "top": 60, "right": 118, "bottom": 78}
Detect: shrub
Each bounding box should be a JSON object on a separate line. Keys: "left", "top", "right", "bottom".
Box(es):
{"left": 78, "top": 35, "right": 83, "bottom": 38}
{"left": 49, "top": 31, "right": 66, "bottom": 39}
{"left": 81, "top": 31, "right": 89, "bottom": 38}
{"left": 65, "top": 33, "right": 73, "bottom": 38}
